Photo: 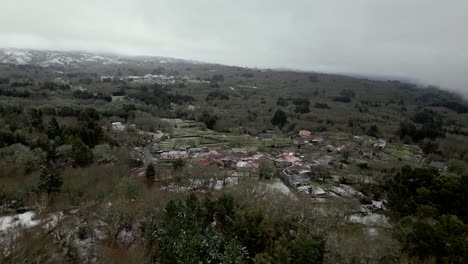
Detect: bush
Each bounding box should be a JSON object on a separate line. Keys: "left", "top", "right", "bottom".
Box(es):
{"left": 333, "top": 96, "right": 351, "bottom": 103}
{"left": 277, "top": 97, "right": 288, "bottom": 107}
{"left": 314, "top": 103, "right": 330, "bottom": 109}
{"left": 0, "top": 144, "right": 45, "bottom": 173}
{"left": 92, "top": 144, "right": 117, "bottom": 164}
{"left": 56, "top": 144, "right": 73, "bottom": 165}
{"left": 71, "top": 138, "right": 93, "bottom": 167}
{"left": 206, "top": 90, "right": 229, "bottom": 101}
{"left": 211, "top": 74, "right": 225, "bottom": 82}
{"left": 0, "top": 77, "right": 9, "bottom": 84}
{"left": 293, "top": 98, "right": 310, "bottom": 113}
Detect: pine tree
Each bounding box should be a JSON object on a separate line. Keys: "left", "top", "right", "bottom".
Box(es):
{"left": 37, "top": 168, "right": 63, "bottom": 195}
{"left": 47, "top": 117, "right": 61, "bottom": 140}
{"left": 146, "top": 163, "right": 155, "bottom": 181}
{"left": 71, "top": 138, "right": 93, "bottom": 167}
{"left": 271, "top": 109, "right": 288, "bottom": 129}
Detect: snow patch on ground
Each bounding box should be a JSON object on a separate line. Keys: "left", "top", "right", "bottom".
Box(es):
{"left": 329, "top": 184, "right": 364, "bottom": 198}
{"left": 0, "top": 49, "right": 32, "bottom": 64}
{"left": 0, "top": 211, "right": 64, "bottom": 234}
{"left": 348, "top": 213, "right": 390, "bottom": 227}
{"left": 266, "top": 181, "right": 291, "bottom": 195}
{"left": 0, "top": 211, "right": 40, "bottom": 231}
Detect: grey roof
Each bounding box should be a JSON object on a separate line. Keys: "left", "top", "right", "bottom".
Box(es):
{"left": 429, "top": 161, "right": 446, "bottom": 169}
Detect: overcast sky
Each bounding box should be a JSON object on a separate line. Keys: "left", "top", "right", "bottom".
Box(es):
{"left": 1, "top": 0, "right": 467, "bottom": 95}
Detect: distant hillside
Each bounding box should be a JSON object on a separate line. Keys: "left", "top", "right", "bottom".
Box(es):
{"left": 0, "top": 48, "right": 203, "bottom": 68}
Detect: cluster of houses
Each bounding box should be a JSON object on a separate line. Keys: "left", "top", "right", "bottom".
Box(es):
{"left": 158, "top": 149, "right": 264, "bottom": 178}
{"left": 155, "top": 146, "right": 306, "bottom": 180}
{"left": 100, "top": 74, "right": 176, "bottom": 84}
{"left": 148, "top": 129, "right": 394, "bottom": 189}
{"left": 127, "top": 124, "right": 437, "bottom": 203}
{"left": 112, "top": 122, "right": 168, "bottom": 143}
{"left": 126, "top": 126, "right": 415, "bottom": 228}
{"left": 289, "top": 129, "right": 389, "bottom": 160}
{"left": 292, "top": 129, "right": 324, "bottom": 146}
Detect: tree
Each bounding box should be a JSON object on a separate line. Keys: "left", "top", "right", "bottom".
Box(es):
{"left": 308, "top": 75, "right": 319, "bottom": 83}
{"left": 200, "top": 111, "right": 218, "bottom": 130}
{"left": 340, "top": 149, "right": 351, "bottom": 163}
{"left": 312, "top": 166, "right": 331, "bottom": 182}
{"left": 399, "top": 120, "right": 417, "bottom": 140}
{"left": 146, "top": 163, "right": 155, "bottom": 181}
{"left": 271, "top": 109, "right": 288, "bottom": 129}
{"left": 292, "top": 98, "right": 310, "bottom": 113}
{"left": 29, "top": 108, "right": 43, "bottom": 131}
{"left": 366, "top": 124, "right": 380, "bottom": 138}
{"left": 340, "top": 89, "right": 356, "bottom": 98}
{"left": 77, "top": 109, "right": 103, "bottom": 147}
{"left": 421, "top": 140, "right": 439, "bottom": 155}
{"left": 387, "top": 166, "right": 468, "bottom": 262}
{"left": 291, "top": 234, "right": 325, "bottom": 264}
{"left": 211, "top": 74, "right": 225, "bottom": 82}
{"left": 314, "top": 103, "right": 330, "bottom": 109}
{"left": 277, "top": 97, "right": 288, "bottom": 107}
{"left": 37, "top": 168, "right": 63, "bottom": 195}
{"left": 259, "top": 158, "right": 276, "bottom": 179}
{"left": 173, "top": 159, "right": 186, "bottom": 172}
{"left": 47, "top": 117, "right": 61, "bottom": 140}
{"left": 71, "top": 138, "right": 93, "bottom": 167}
{"left": 412, "top": 109, "right": 439, "bottom": 124}
{"left": 206, "top": 90, "right": 229, "bottom": 101}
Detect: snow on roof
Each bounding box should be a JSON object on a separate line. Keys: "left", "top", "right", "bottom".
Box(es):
{"left": 299, "top": 130, "right": 311, "bottom": 137}
{"left": 208, "top": 150, "right": 221, "bottom": 156}
{"left": 111, "top": 122, "right": 126, "bottom": 131}
{"left": 236, "top": 161, "right": 258, "bottom": 168}
{"left": 166, "top": 150, "right": 187, "bottom": 155}
{"left": 247, "top": 153, "right": 264, "bottom": 160}
{"left": 311, "top": 186, "right": 326, "bottom": 195}
{"left": 283, "top": 153, "right": 302, "bottom": 163}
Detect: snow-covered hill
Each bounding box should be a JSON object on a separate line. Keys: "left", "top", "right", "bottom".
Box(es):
{"left": 0, "top": 48, "right": 201, "bottom": 68}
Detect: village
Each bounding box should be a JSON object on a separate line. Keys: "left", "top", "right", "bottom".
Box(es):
{"left": 100, "top": 74, "right": 176, "bottom": 84}
{"left": 109, "top": 117, "right": 438, "bottom": 229}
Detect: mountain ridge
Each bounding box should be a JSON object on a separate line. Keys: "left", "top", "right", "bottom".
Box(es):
{"left": 0, "top": 48, "right": 205, "bottom": 68}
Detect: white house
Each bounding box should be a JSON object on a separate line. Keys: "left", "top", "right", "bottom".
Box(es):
{"left": 160, "top": 151, "right": 188, "bottom": 160}
{"left": 373, "top": 139, "right": 387, "bottom": 150}
{"left": 111, "top": 122, "right": 126, "bottom": 131}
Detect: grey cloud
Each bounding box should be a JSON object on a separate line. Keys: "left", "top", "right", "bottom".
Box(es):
{"left": 1, "top": 0, "right": 467, "bottom": 95}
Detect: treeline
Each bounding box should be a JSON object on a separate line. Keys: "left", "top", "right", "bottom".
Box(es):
{"left": 0, "top": 88, "right": 30, "bottom": 98}
{"left": 399, "top": 109, "right": 445, "bottom": 143}
{"left": 387, "top": 166, "right": 468, "bottom": 263}
{"left": 73, "top": 90, "right": 112, "bottom": 102}
{"left": 147, "top": 194, "right": 325, "bottom": 263}
{"left": 47, "top": 109, "right": 103, "bottom": 147}
{"left": 130, "top": 85, "right": 195, "bottom": 108}
{"left": 431, "top": 100, "right": 468, "bottom": 113}
{"left": 40, "top": 81, "right": 70, "bottom": 91}
{"left": 206, "top": 89, "right": 230, "bottom": 101}
{"left": 0, "top": 106, "right": 104, "bottom": 150}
